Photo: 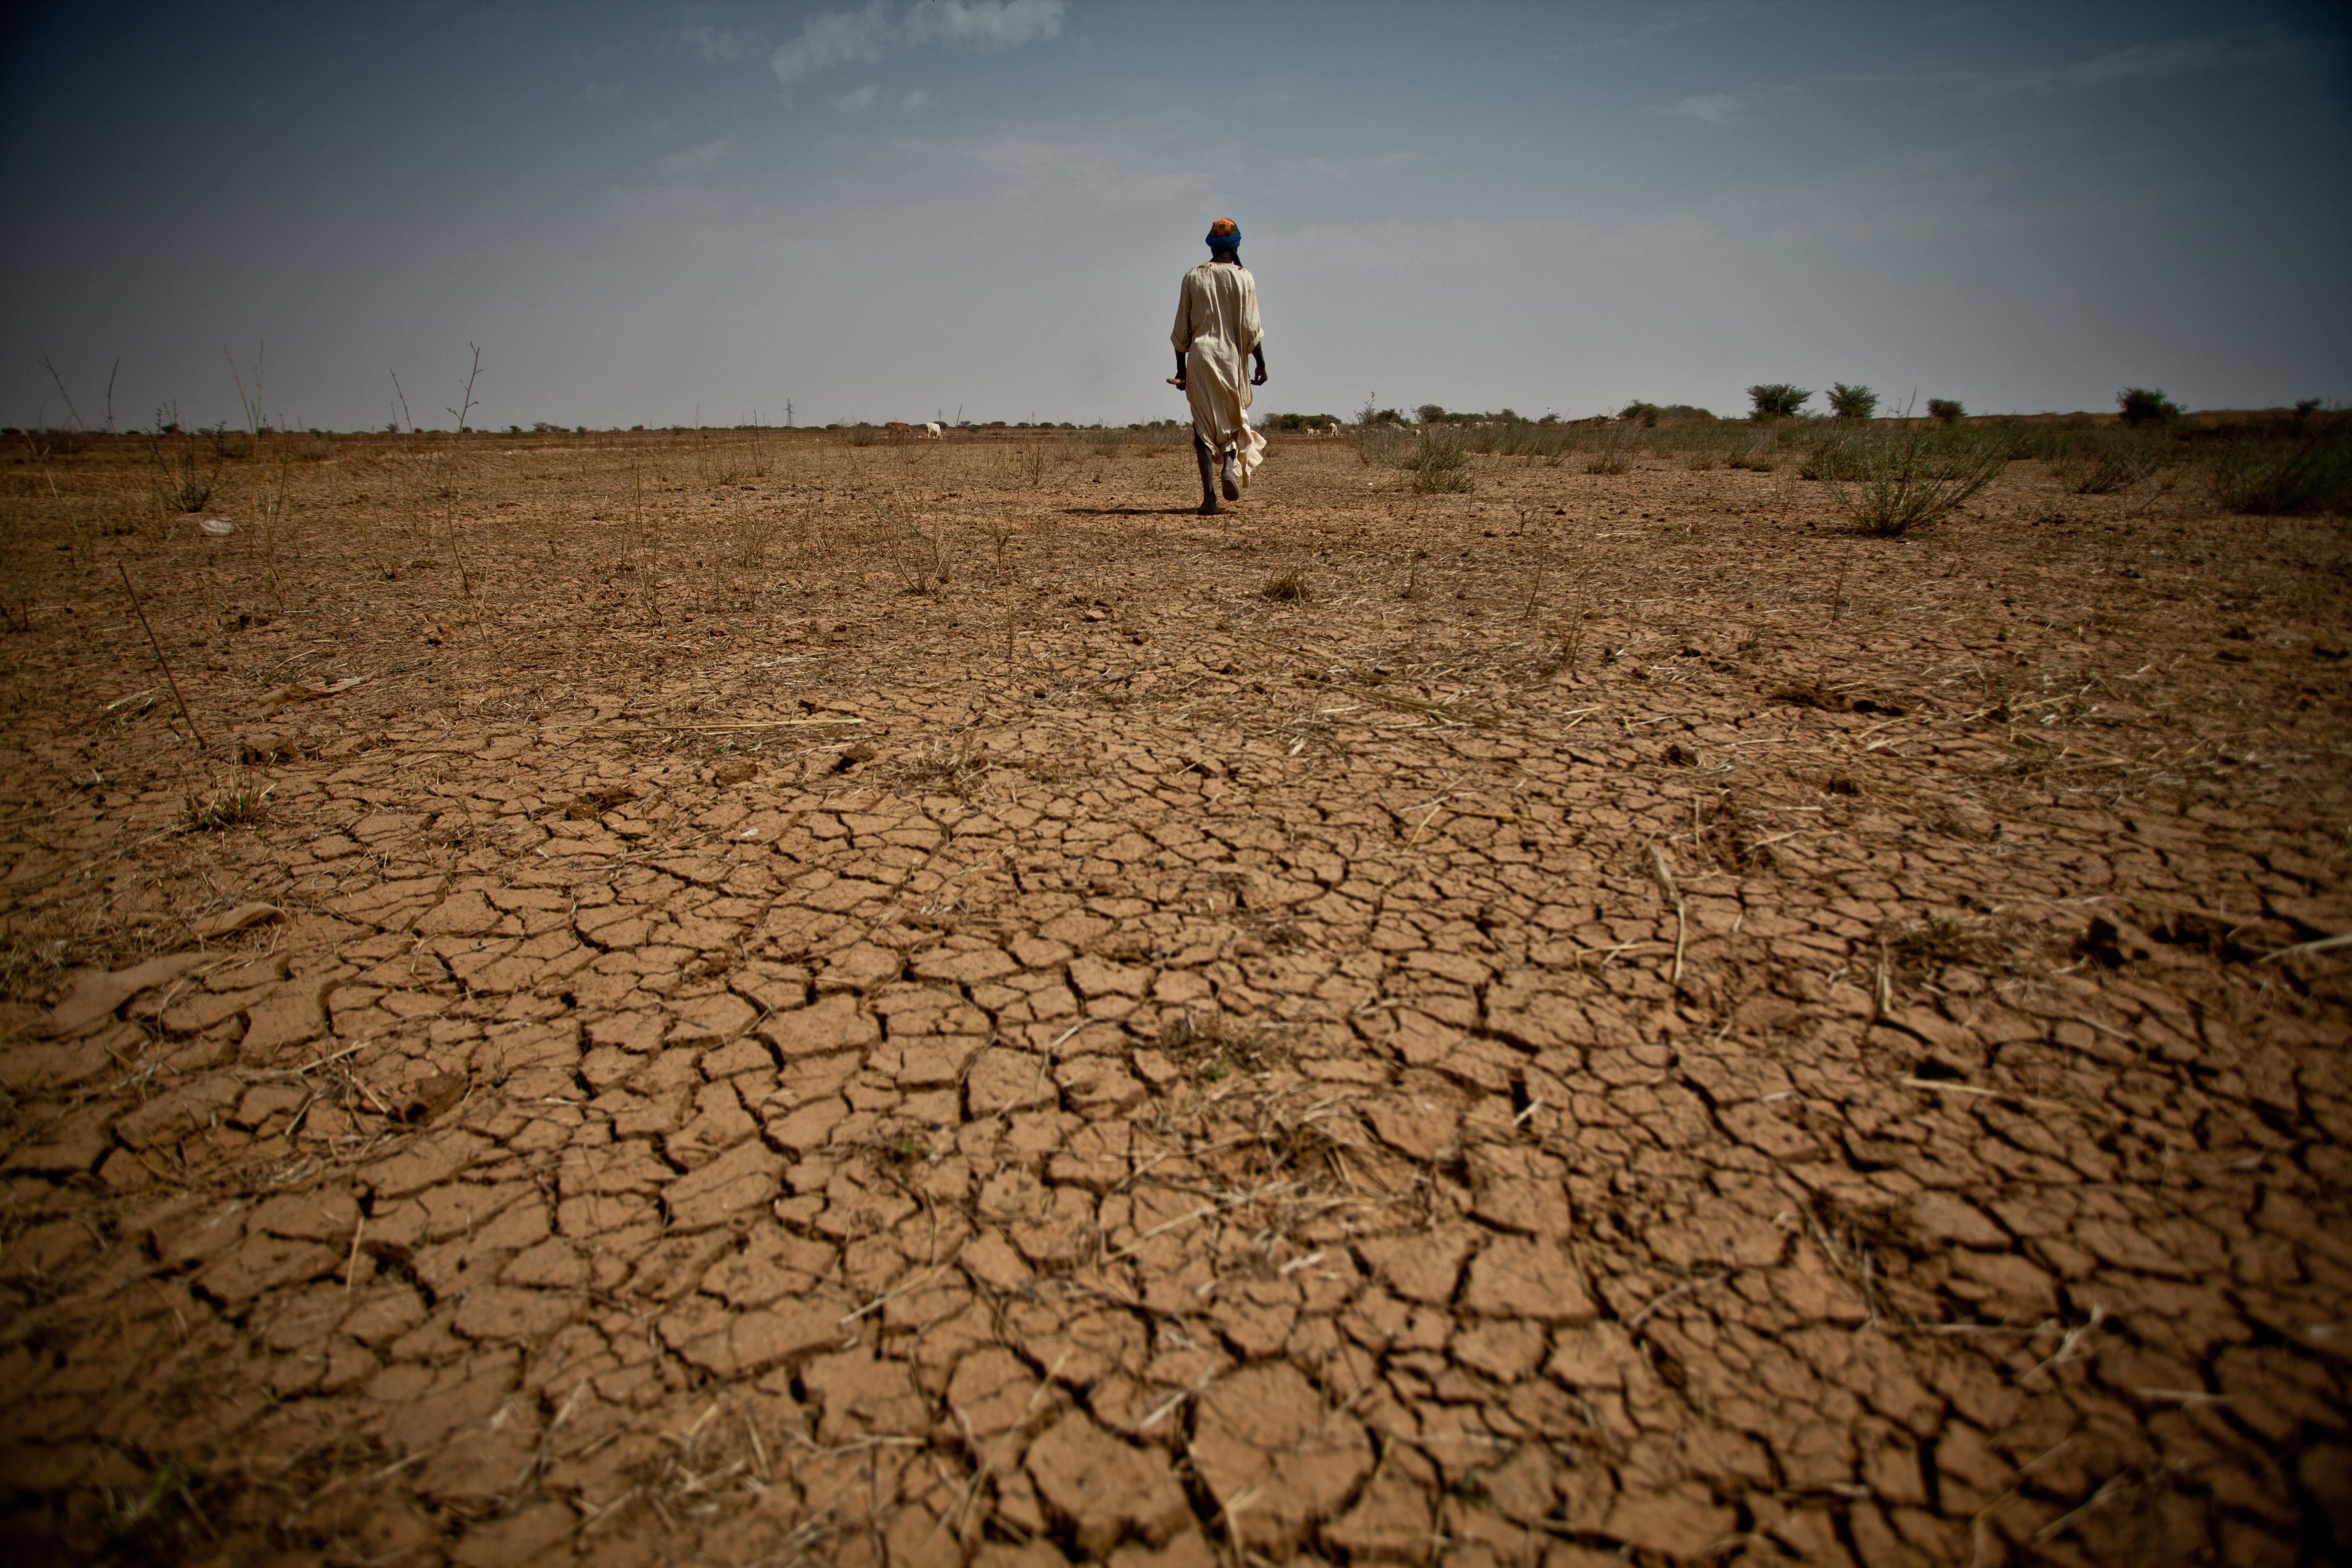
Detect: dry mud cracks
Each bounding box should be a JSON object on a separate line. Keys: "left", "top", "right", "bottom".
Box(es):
{"left": 1, "top": 433, "right": 2348, "bottom": 1565}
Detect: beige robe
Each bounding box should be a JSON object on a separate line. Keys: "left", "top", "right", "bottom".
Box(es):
{"left": 1171, "top": 260, "right": 1267, "bottom": 485}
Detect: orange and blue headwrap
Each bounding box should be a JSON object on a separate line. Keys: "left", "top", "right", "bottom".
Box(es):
{"left": 1206, "top": 218, "right": 1240, "bottom": 259}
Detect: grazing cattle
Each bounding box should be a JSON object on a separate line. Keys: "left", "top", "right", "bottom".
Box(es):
{"left": 924, "top": 422, "right": 943, "bottom": 438}
{"left": 886, "top": 421, "right": 911, "bottom": 435}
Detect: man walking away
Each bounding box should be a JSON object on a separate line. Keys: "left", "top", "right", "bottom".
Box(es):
{"left": 1169, "top": 218, "right": 1267, "bottom": 515}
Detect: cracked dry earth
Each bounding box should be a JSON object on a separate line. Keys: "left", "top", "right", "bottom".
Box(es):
{"left": 1, "top": 429, "right": 2349, "bottom": 1567}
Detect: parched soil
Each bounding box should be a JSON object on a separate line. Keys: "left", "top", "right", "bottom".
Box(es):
{"left": 0, "top": 427, "right": 2347, "bottom": 1566}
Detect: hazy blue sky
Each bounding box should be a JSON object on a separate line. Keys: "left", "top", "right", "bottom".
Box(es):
{"left": 4, "top": 1, "right": 2347, "bottom": 431}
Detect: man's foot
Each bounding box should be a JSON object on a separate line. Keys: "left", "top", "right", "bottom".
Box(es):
{"left": 1220, "top": 453, "right": 1240, "bottom": 501}
{"left": 1197, "top": 498, "right": 1220, "bottom": 516}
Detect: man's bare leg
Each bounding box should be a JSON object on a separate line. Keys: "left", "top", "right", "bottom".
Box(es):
{"left": 1219, "top": 448, "right": 1241, "bottom": 502}
{"left": 1193, "top": 435, "right": 1219, "bottom": 515}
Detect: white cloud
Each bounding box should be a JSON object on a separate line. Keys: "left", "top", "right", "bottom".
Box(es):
{"left": 768, "top": 0, "right": 1064, "bottom": 93}
{"left": 771, "top": 2, "right": 893, "bottom": 88}
{"left": 1658, "top": 93, "right": 1743, "bottom": 127}
{"left": 901, "top": 89, "right": 934, "bottom": 113}
{"left": 658, "top": 139, "right": 730, "bottom": 177}
{"left": 906, "top": 0, "right": 1065, "bottom": 50}
{"left": 838, "top": 85, "right": 879, "bottom": 113}
{"left": 681, "top": 24, "right": 755, "bottom": 64}
{"left": 1983, "top": 38, "right": 2215, "bottom": 95}
{"left": 1979, "top": 33, "right": 2288, "bottom": 95}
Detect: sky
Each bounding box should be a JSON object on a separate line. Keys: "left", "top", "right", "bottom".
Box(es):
{"left": 3, "top": 1, "right": 2348, "bottom": 431}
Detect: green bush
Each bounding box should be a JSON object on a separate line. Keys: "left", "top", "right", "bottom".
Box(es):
{"left": 2117, "top": 388, "right": 2182, "bottom": 426}
{"left": 1926, "top": 398, "right": 1964, "bottom": 424}
{"left": 1748, "top": 384, "right": 1811, "bottom": 420}
{"left": 1827, "top": 382, "right": 1878, "bottom": 420}
{"left": 1618, "top": 400, "right": 1661, "bottom": 428}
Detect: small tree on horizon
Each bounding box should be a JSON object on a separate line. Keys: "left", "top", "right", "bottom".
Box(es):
{"left": 1619, "top": 400, "right": 1661, "bottom": 427}
{"left": 1747, "top": 384, "right": 1811, "bottom": 420}
{"left": 1926, "top": 398, "right": 1964, "bottom": 424}
{"left": 1416, "top": 403, "right": 1447, "bottom": 426}
{"left": 2117, "top": 388, "right": 2182, "bottom": 426}
{"left": 1827, "top": 383, "right": 1878, "bottom": 420}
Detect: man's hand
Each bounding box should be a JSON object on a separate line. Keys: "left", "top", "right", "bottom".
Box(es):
{"left": 1167, "top": 376, "right": 1185, "bottom": 390}
{"left": 1250, "top": 348, "right": 1268, "bottom": 387}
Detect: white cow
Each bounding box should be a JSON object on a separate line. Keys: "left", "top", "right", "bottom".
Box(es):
{"left": 923, "top": 421, "right": 943, "bottom": 439}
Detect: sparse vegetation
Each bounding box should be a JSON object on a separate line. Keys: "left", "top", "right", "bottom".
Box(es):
{"left": 1404, "top": 427, "right": 1473, "bottom": 492}
{"left": 1926, "top": 397, "right": 1964, "bottom": 424}
{"left": 2056, "top": 428, "right": 2170, "bottom": 495}
{"left": 1726, "top": 431, "right": 1777, "bottom": 472}
{"left": 1585, "top": 420, "right": 1643, "bottom": 475}
{"left": 2211, "top": 425, "right": 2352, "bottom": 515}
{"left": 1261, "top": 566, "right": 1310, "bottom": 601}
{"left": 1349, "top": 422, "right": 1409, "bottom": 467}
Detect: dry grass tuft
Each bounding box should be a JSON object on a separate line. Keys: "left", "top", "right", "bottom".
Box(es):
{"left": 1261, "top": 567, "right": 1310, "bottom": 602}
{"left": 179, "top": 778, "right": 269, "bottom": 832}
{"left": 1156, "top": 1009, "right": 1280, "bottom": 1079}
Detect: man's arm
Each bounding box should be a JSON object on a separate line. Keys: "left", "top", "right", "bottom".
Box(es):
{"left": 1169, "top": 273, "right": 1196, "bottom": 387}
{"left": 1251, "top": 346, "right": 1267, "bottom": 387}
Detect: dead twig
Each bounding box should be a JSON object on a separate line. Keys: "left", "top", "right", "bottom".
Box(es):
{"left": 118, "top": 562, "right": 204, "bottom": 748}
{"left": 1626, "top": 1270, "right": 1728, "bottom": 1333}
{"left": 1648, "top": 841, "right": 1686, "bottom": 986}
{"left": 1898, "top": 1075, "right": 2120, "bottom": 1124}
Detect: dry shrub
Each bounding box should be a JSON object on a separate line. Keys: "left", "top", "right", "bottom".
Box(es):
{"left": 2056, "top": 430, "right": 2171, "bottom": 495}
{"left": 1157, "top": 1009, "right": 1282, "bottom": 1080}
{"left": 1584, "top": 420, "right": 1643, "bottom": 475}
{"left": 179, "top": 777, "right": 269, "bottom": 832}
{"left": 2211, "top": 426, "right": 2352, "bottom": 515}
{"left": 1261, "top": 567, "right": 1310, "bottom": 601}
{"left": 1878, "top": 912, "right": 2035, "bottom": 986}
{"left": 887, "top": 737, "right": 990, "bottom": 795}
{"left": 1826, "top": 426, "right": 2005, "bottom": 535}
{"left": 1406, "top": 429, "right": 1472, "bottom": 493}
